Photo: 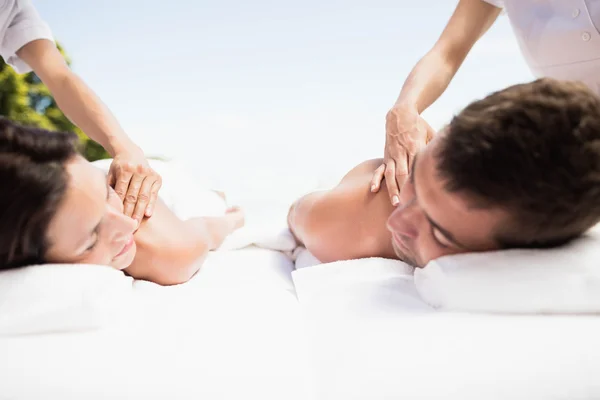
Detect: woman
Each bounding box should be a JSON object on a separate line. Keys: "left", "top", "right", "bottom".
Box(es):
{"left": 1, "top": 0, "right": 161, "bottom": 222}
{"left": 0, "top": 118, "right": 244, "bottom": 285}
{"left": 374, "top": 0, "right": 600, "bottom": 206}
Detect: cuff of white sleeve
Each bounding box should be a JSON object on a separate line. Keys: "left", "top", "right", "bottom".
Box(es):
{"left": 2, "top": 23, "right": 55, "bottom": 74}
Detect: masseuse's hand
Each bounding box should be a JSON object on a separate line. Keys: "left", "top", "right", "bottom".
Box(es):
{"left": 108, "top": 146, "right": 162, "bottom": 223}
{"left": 371, "top": 104, "right": 432, "bottom": 205}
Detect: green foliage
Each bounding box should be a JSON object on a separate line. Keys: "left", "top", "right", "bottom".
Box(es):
{"left": 0, "top": 43, "right": 109, "bottom": 161}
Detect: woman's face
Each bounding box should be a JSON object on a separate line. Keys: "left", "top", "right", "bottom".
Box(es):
{"left": 45, "top": 156, "right": 138, "bottom": 270}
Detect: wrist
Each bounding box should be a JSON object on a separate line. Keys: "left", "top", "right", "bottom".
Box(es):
{"left": 394, "top": 100, "right": 419, "bottom": 114}
{"left": 109, "top": 138, "right": 142, "bottom": 158}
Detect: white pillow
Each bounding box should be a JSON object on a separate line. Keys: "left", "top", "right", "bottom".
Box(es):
{"left": 414, "top": 226, "right": 600, "bottom": 313}
{"left": 0, "top": 158, "right": 301, "bottom": 335}
{"left": 0, "top": 159, "right": 218, "bottom": 336}
{"left": 0, "top": 264, "right": 135, "bottom": 336}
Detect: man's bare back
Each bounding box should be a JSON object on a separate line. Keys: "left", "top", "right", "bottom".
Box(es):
{"left": 288, "top": 159, "right": 397, "bottom": 263}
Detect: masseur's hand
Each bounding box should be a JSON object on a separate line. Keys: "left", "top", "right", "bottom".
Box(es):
{"left": 108, "top": 146, "right": 162, "bottom": 223}
{"left": 371, "top": 104, "right": 432, "bottom": 205}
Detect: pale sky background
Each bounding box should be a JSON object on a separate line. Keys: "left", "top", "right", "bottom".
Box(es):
{"left": 36, "top": 0, "right": 534, "bottom": 191}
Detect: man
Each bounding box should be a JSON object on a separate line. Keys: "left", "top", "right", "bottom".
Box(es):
{"left": 1, "top": 0, "right": 160, "bottom": 223}
{"left": 375, "top": 0, "right": 600, "bottom": 208}
{"left": 288, "top": 78, "right": 600, "bottom": 267}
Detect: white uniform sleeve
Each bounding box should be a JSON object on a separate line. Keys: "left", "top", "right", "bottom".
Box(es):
{"left": 481, "top": 0, "right": 504, "bottom": 8}
{"left": 0, "top": 0, "right": 54, "bottom": 73}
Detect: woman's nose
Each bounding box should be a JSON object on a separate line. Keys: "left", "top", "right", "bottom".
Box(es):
{"left": 107, "top": 207, "right": 137, "bottom": 236}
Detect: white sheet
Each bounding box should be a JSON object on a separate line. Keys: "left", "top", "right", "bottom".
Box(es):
{"left": 301, "top": 312, "right": 600, "bottom": 400}
{"left": 0, "top": 248, "right": 312, "bottom": 400}
{"left": 293, "top": 257, "right": 600, "bottom": 400}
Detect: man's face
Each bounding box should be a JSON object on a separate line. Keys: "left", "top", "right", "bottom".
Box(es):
{"left": 386, "top": 133, "right": 508, "bottom": 268}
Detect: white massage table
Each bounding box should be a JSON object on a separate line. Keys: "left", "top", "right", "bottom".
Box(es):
{"left": 1, "top": 160, "right": 599, "bottom": 400}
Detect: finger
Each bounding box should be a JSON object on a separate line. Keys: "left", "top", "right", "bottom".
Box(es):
{"left": 107, "top": 160, "right": 117, "bottom": 185}
{"left": 406, "top": 148, "right": 416, "bottom": 171}
{"left": 384, "top": 161, "right": 401, "bottom": 206}
{"left": 395, "top": 153, "right": 410, "bottom": 191}
{"left": 370, "top": 164, "right": 386, "bottom": 192}
{"left": 145, "top": 180, "right": 161, "bottom": 217}
{"left": 107, "top": 168, "right": 116, "bottom": 187}
{"left": 395, "top": 170, "right": 408, "bottom": 194}
{"left": 132, "top": 177, "right": 155, "bottom": 222}
{"left": 113, "top": 168, "right": 133, "bottom": 201}
{"left": 123, "top": 174, "right": 146, "bottom": 218}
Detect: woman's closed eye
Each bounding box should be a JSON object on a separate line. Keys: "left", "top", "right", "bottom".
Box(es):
{"left": 86, "top": 233, "right": 99, "bottom": 252}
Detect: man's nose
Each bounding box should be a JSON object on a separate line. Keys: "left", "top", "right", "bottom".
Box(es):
{"left": 387, "top": 197, "right": 419, "bottom": 238}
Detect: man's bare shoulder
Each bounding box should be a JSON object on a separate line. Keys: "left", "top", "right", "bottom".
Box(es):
{"left": 294, "top": 158, "right": 396, "bottom": 262}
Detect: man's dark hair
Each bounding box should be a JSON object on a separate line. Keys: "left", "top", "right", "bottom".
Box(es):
{"left": 0, "top": 118, "right": 79, "bottom": 270}
{"left": 437, "top": 78, "right": 600, "bottom": 248}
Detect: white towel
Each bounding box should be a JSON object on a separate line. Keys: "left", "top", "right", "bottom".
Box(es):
{"left": 218, "top": 199, "right": 297, "bottom": 252}
{"left": 292, "top": 247, "right": 322, "bottom": 269}
{"left": 292, "top": 257, "right": 430, "bottom": 314}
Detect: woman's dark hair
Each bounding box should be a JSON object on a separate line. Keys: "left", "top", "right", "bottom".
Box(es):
{"left": 0, "top": 117, "right": 79, "bottom": 270}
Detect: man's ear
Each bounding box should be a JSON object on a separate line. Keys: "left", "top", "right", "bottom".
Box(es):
{"left": 422, "top": 119, "right": 436, "bottom": 144}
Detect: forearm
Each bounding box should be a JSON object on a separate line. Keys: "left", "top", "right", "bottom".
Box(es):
{"left": 395, "top": 49, "right": 459, "bottom": 114}
{"left": 395, "top": 0, "right": 501, "bottom": 113}
{"left": 17, "top": 39, "right": 136, "bottom": 156}
{"left": 44, "top": 69, "right": 135, "bottom": 156}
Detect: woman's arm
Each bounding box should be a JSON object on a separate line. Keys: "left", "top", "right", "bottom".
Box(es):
{"left": 395, "top": 0, "right": 502, "bottom": 112}
{"left": 374, "top": 0, "right": 502, "bottom": 205}
{"left": 17, "top": 39, "right": 162, "bottom": 222}
{"left": 17, "top": 39, "right": 134, "bottom": 157}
